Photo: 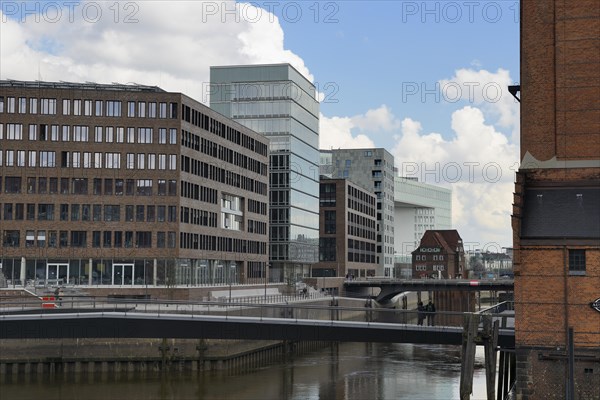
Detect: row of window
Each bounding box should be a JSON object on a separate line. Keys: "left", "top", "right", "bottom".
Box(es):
{"left": 2, "top": 177, "right": 176, "bottom": 197}
{"left": 0, "top": 97, "right": 178, "bottom": 119}
{"left": 415, "top": 265, "right": 446, "bottom": 271}
{"left": 181, "top": 129, "right": 267, "bottom": 176}
{"left": 415, "top": 254, "right": 445, "bottom": 261}
{"left": 1, "top": 203, "right": 177, "bottom": 223}
{"left": 1, "top": 149, "right": 177, "bottom": 170}
{"left": 182, "top": 104, "right": 268, "bottom": 157}
{"left": 2, "top": 229, "right": 175, "bottom": 249}
{"left": 0, "top": 124, "right": 178, "bottom": 145}
{"left": 179, "top": 232, "right": 267, "bottom": 255}
{"left": 180, "top": 155, "right": 268, "bottom": 196}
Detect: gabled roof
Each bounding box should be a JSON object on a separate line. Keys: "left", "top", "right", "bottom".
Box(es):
{"left": 412, "top": 230, "right": 463, "bottom": 254}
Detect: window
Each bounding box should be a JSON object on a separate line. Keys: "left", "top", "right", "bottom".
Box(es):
{"left": 84, "top": 100, "right": 92, "bottom": 116}
{"left": 138, "top": 102, "right": 146, "bottom": 117}
{"left": 71, "top": 178, "right": 88, "bottom": 194}
{"left": 159, "top": 128, "right": 167, "bottom": 144}
{"left": 29, "top": 124, "right": 37, "bottom": 140}
{"left": 137, "top": 153, "right": 145, "bottom": 169}
{"left": 18, "top": 97, "right": 26, "bottom": 113}
{"left": 40, "top": 98, "right": 57, "bottom": 114}
{"left": 159, "top": 103, "right": 167, "bottom": 118}
{"left": 103, "top": 231, "right": 111, "bottom": 248}
{"left": 94, "top": 126, "right": 102, "bottom": 142}
{"left": 170, "top": 128, "right": 177, "bottom": 144}
{"left": 105, "top": 153, "right": 120, "bottom": 169}
{"left": 62, "top": 125, "right": 70, "bottom": 141}
{"left": 3, "top": 230, "right": 20, "bottom": 247}
{"left": 40, "top": 151, "right": 56, "bottom": 167}
{"left": 127, "top": 101, "right": 135, "bottom": 117}
{"left": 70, "top": 231, "right": 87, "bottom": 247}
{"left": 3, "top": 204, "right": 13, "bottom": 220}
{"left": 73, "top": 99, "right": 81, "bottom": 115}
{"left": 125, "top": 205, "right": 134, "bottom": 222}
{"left": 136, "top": 179, "right": 152, "bottom": 196}
{"left": 60, "top": 204, "right": 69, "bottom": 221}
{"left": 95, "top": 100, "right": 103, "bottom": 116}
{"left": 6, "top": 97, "right": 15, "bottom": 113}
{"left": 138, "top": 127, "right": 153, "bottom": 143}
{"left": 104, "top": 205, "right": 120, "bottom": 222}
{"left": 136, "top": 205, "right": 145, "bottom": 222}
{"left": 48, "top": 231, "right": 57, "bottom": 248}
{"left": 569, "top": 250, "right": 586, "bottom": 274}
{"left": 136, "top": 232, "right": 152, "bottom": 248}
{"left": 4, "top": 177, "right": 21, "bottom": 193}
{"left": 28, "top": 151, "right": 36, "bottom": 167}
{"left": 126, "top": 153, "right": 135, "bottom": 169}
{"left": 73, "top": 126, "right": 89, "bottom": 141}
{"left": 157, "top": 179, "right": 167, "bottom": 195}
{"left": 71, "top": 204, "right": 80, "bottom": 221}
{"left": 106, "top": 100, "right": 121, "bottom": 117}
{"left": 148, "top": 102, "right": 156, "bottom": 118}
{"left": 6, "top": 123, "right": 23, "bottom": 140}
{"left": 92, "top": 231, "right": 101, "bottom": 248}
{"left": 29, "top": 98, "right": 37, "bottom": 114}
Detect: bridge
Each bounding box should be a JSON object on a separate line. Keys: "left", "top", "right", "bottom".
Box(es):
{"left": 0, "top": 298, "right": 516, "bottom": 400}
{"left": 344, "top": 279, "right": 514, "bottom": 302}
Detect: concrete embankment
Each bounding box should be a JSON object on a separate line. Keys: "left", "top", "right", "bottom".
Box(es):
{"left": 0, "top": 297, "right": 370, "bottom": 376}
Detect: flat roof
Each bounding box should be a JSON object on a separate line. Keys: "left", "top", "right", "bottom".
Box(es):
{"left": 0, "top": 79, "right": 165, "bottom": 93}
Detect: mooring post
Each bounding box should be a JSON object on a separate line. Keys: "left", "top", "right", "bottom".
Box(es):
{"left": 483, "top": 315, "right": 499, "bottom": 400}
{"left": 460, "top": 313, "right": 479, "bottom": 400}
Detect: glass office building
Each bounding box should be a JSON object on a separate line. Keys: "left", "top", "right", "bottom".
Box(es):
{"left": 210, "top": 64, "right": 320, "bottom": 282}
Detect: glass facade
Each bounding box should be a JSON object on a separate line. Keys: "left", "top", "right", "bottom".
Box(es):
{"left": 211, "top": 65, "right": 320, "bottom": 282}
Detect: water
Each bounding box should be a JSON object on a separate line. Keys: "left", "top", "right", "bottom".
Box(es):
{"left": 0, "top": 343, "right": 489, "bottom": 400}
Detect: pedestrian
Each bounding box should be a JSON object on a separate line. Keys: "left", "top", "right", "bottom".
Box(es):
{"left": 54, "top": 287, "right": 63, "bottom": 306}
{"left": 426, "top": 300, "right": 436, "bottom": 326}
{"left": 417, "top": 301, "right": 425, "bottom": 326}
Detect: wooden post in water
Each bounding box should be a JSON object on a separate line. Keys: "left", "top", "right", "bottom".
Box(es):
{"left": 482, "top": 315, "right": 499, "bottom": 400}
{"left": 460, "top": 313, "right": 480, "bottom": 400}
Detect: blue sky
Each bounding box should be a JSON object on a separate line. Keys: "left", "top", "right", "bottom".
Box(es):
{"left": 0, "top": 1, "right": 521, "bottom": 248}
{"left": 276, "top": 1, "right": 520, "bottom": 146}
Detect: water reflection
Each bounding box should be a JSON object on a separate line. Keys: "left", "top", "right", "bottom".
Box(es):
{"left": 1, "top": 343, "right": 487, "bottom": 400}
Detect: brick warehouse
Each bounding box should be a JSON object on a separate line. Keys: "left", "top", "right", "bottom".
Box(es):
{"left": 513, "top": 1, "right": 600, "bottom": 399}
{"left": 0, "top": 80, "right": 269, "bottom": 287}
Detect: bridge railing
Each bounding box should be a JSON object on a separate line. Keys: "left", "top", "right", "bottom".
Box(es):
{"left": 0, "top": 296, "right": 516, "bottom": 330}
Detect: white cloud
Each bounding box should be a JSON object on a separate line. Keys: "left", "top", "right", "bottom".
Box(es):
{"left": 319, "top": 104, "right": 400, "bottom": 149}
{"left": 0, "top": 1, "right": 313, "bottom": 102}
{"left": 439, "top": 68, "right": 520, "bottom": 143}
{"left": 392, "top": 106, "right": 519, "bottom": 248}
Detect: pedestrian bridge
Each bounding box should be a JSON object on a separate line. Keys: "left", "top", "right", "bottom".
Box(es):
{"left": 0, "top": 299, "right": 515, "bottom": 348}
{"left": 345, "top": 279, "right": 514, "bottom": 303}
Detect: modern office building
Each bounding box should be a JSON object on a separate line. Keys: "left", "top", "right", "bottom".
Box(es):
{"left": 314, "top": 178, "right": 377, "bottom": 278}
{"left": 0, "top": 80, "right": 269, "bottom": 287}
{"left": 411, "top": 229, "right": 465, "bottom": 279}
{"left": 512, "top": 0, "right": 600, "bottom": 398}
{"left": 320, "top": 148, "right": 395, "bottom": 277}
{"left": 394, "top": 176, "right": 452, "bottom": 257}
{"left": 210, "top": 64, "right": 320, "bottom": 283}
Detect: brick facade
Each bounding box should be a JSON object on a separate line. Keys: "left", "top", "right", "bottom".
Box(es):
{"left": 514, "top": 0, "right": 600, "bottom": 398}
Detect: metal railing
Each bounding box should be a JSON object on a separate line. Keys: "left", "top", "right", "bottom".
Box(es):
{"left": 0, "top": 296, "right": 517, "bottom": 329}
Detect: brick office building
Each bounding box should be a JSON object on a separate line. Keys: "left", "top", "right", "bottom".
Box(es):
{"left": 0, "top": 80, "right": 269, "bottom": 287}
{"left": 512, "top": 0, "right": 600, "bottom": 398}
{"left": 411, "top": 229, "right": 465, "bottom": 279}
{"left": 313, "top": 178, "right": 377, "bottom": 278}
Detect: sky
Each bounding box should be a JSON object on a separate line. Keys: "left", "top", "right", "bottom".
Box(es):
{"left": 0, "top": 0, "right": 521, "bottom": 251}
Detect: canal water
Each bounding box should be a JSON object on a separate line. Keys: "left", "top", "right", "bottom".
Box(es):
{"left": 0, "top": 343, "right": 488, "bottom": 400}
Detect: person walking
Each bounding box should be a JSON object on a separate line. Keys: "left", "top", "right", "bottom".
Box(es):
{"left": 426, "top": 300, "right": 436, "bottom": 326}
{"left": 417, "top": 301, "right": 425, "bottom": 326}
